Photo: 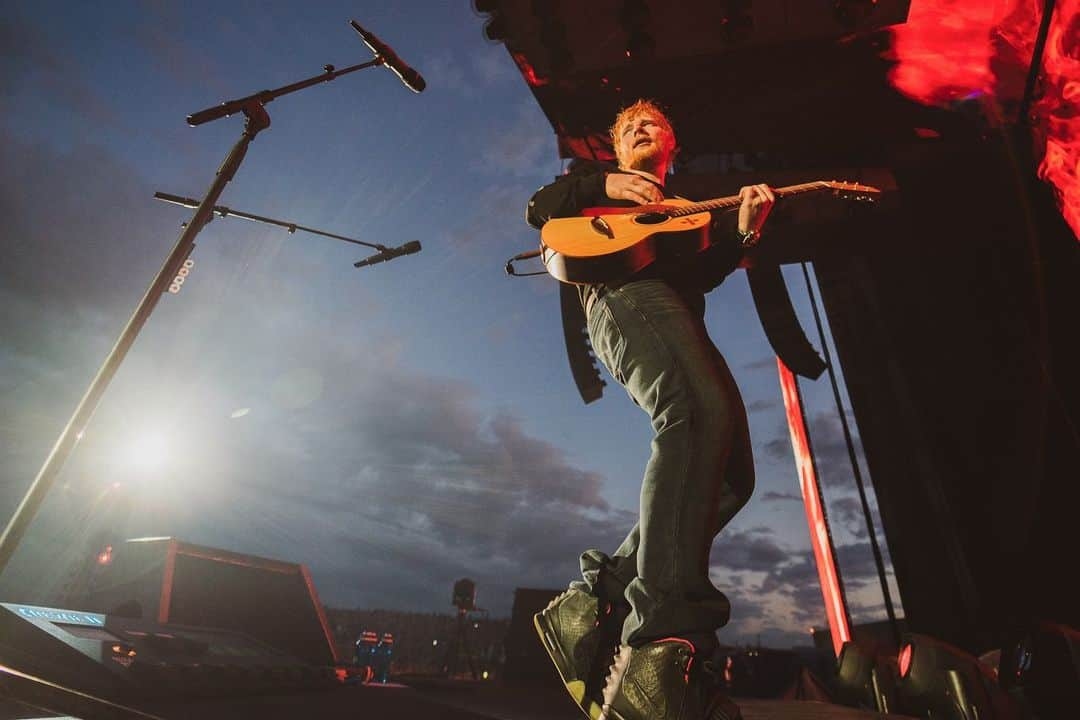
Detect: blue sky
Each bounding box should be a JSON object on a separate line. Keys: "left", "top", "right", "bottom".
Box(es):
{"left": 0, "top": 1, "right": 900, "bottom": 648}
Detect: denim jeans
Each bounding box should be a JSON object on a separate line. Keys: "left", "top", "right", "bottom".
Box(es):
{"left": 570, "top": 279, "right": 755, "bottom": 646}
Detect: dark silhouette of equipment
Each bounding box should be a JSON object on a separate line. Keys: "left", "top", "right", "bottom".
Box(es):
{"left": 0, "top": 601, "right": 338, "bottom": 708}
{"left": 999, "top": 621, "right": 1079, "bottom": 720}
{"left": 81, "top": 538, "right": 337, "bottom": 667}
{"left": 442, "top": 578, "right": 480, "bottom": 679}
{"left": 502, "top": 588, "right": 566, "bottom": 690}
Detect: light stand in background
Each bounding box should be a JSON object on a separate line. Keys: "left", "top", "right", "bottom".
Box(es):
{"left": 0, "top": 19, "right": 424, "bottom": 578}
{"left": 443, "top": 578, "right": 482, "bottom": 680}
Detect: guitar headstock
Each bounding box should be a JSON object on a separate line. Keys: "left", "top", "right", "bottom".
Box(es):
{"left": 819, "top": 180, "right": 881, "bottom": 203}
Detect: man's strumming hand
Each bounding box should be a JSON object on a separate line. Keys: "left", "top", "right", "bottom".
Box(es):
{"left": 605, "top": 172, "right": 664, "bottom": 205}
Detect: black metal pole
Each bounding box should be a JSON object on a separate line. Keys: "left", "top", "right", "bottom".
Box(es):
{"left": 186, "top": 58, "right": 382, "bottom": 126}
{"left": 0, "top": 103, "right": 269, "bottom": 577}
{"left": 801, "top": 262, "right": 901, "bottom": 648}
{"left": 1018, "top": 0, "right": 1057, "bottom": 128}
{"left": 153, "top": 192, "right": 389, "bottom": 251}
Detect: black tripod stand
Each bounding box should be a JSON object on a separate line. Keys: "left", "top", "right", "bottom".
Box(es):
{"left": 442, "top": 607, "right": 480, "bottom": 680}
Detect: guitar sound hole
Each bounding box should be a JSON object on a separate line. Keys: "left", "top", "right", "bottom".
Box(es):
{"left": 633, "top": 212, "right": 670, "bottom": 225}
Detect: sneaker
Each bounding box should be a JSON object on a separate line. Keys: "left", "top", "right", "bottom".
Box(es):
{"left": 599, "top": 644, "right": 634, "bottom": 719}
{"left": 534, "top": 589, "right": 606, "bottom": 717}
{"left": 597, "top": 638, "right": 726, "bottom": 720}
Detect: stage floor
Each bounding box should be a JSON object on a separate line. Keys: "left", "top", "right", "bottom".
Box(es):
{"left": 1, "top": 679, "right": 912, "bottom": 720}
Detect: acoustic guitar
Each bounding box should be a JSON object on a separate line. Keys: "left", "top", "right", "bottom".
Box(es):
{"left": 539, "top": 180, "right": 879, "bottom": 284}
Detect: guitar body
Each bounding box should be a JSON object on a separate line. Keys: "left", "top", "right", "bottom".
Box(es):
{"left": 537, "top": 181, "right": 880, "bottom": 285}
{"left": 540, "top": 198, "right": 712, "bottom": 285}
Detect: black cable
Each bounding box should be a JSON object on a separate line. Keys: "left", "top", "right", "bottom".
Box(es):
{"left": 801, "top": 261, "right": 901, "bottom": 648}
{"left": 504, "top": 248, "right": 547, "bottom": 277}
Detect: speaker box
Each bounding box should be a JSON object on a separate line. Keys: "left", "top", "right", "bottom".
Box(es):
{"left": 502, "top": 587, "right": 564, "bottom": 689}
{"left": 84, "top": 538, "right": 337, "bottom": 666}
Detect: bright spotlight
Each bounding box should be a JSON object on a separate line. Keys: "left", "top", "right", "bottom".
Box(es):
{"left": 127, "top": 432, "right": 169, "bottom": 472}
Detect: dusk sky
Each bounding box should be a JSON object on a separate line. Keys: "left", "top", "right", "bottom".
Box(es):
{"left": 0, "top": 1, "right": 901, "bottom": 649}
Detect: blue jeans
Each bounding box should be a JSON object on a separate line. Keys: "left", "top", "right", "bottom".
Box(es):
{"left": 570, "top": 279, "right": 755, "bottom": 646}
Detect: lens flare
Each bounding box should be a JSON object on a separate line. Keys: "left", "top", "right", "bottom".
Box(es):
{"left": 126, "top": 432, "right": 169, "bottom": 472}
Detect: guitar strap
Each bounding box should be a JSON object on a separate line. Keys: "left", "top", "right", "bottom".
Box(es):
{"left": 746, "top": 264, "right": 827, "bottom": 379}
{"left": 560, "top": 282, "right": 606, "bottom": 404}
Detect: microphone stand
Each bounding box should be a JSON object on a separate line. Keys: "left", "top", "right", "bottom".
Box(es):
{"left": 0, "top": 49, "right": 395, "bottom": 577}
{"left": 153, "top": 192, "right": 394, "bottom": 263}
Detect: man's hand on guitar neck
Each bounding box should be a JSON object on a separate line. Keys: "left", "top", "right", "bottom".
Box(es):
{"left": 737, "top": 183, "right": 775, "bottom": 236}
{"left": 605, "top": 172, "right": 665, "bottom": 205}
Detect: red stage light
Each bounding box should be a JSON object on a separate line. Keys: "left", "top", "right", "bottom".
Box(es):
{"left": 898, "top": 643, "right": 913, "bottom": 678}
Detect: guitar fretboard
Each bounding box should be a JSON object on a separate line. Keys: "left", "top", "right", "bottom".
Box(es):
{"left": 668, "top": 182, "right": 830, "bottom": 217}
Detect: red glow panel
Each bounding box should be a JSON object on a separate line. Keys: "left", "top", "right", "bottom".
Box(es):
{"left": 898, "top": 643, "right": 914, "bottom": 677}
{"left": 889, "top": 0, "right": 1080, "bottom": 240}
{"left": 777, "top": 359, "right": 851, "bottom": 657}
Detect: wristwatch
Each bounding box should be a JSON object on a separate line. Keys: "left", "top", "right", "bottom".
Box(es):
{"left": 736, "top": 227, "right": 762, "bottom": 247}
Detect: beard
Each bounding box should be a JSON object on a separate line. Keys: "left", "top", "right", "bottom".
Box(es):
{"left": 625, "top": 142, "right": 670, "bottom": 173}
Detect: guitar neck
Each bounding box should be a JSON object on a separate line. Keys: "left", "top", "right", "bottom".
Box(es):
{"left": 669, "top": 182, "right": 828, "bottom": 217}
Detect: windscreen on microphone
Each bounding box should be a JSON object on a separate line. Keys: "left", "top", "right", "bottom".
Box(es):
{"left": 349, "top": 20, "right": 426, "bottom": 93}
{"left": 353, "top": 241, "right": 422, "bottom": 268}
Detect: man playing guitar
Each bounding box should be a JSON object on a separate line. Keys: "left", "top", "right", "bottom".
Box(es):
{"left": 526, "top": 100, "right": 774, "bottom": 720}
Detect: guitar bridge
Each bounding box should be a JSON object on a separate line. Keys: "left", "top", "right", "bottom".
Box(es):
{"left": 590, "top": 216, "right": 614, "bottom": 238}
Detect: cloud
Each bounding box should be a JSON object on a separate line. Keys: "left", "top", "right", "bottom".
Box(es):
{"left": 742, "top": 357, "right": 777, "bottom": 372}
{"left": 761, "top": 490, "right": 802, "bottom": 503}
{"left": 421, "top": 45, "right": 515, "bottom": 97}
{"left": 205, "top": 350, "right": 640, "bottom": 613}
{"left": 471, "top": 45, "right": 515, "bottom": 85}
{"left": 763, "top": 410, "right": 863, "bottom": 488}
{"left": 746, "top": 398, "right": 779, "bottom": 413}
{"left": 834, "top": 541, "right": 882, "bottom": 590}
{"left": 831, "top": 495, "right": 870, "bottom": 539}
{"left": 0, "top": 14, "right": 120, "bottom": 127}
{"left": 711, "top": 528, "right": 791, "bottom": 573}
{"left": 421, "top": 50, "right": 469, "bottom": 94}
{"left": 476, "top": 101, "right": 554, "bottom": 177}
{"left": 708, "top": 532, "right": 893, "bottom": 644}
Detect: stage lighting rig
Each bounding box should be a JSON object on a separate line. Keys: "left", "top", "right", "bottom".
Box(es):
{"left": 894, "top": 634, "right": 1019, "bottom": 720}
{"left": 835, "top": 641, "right": 875, "bottom": 708}
{"left": 452, "top": 578, "right": 477, "bottom": 612}
{"left": 834, "top": 640, "right": 900, "bottom": 713}
{"left": 444, "top": 578, "right": 482, "bottom": 679}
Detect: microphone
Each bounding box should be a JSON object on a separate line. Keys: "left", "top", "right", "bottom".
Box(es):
{"left": 349, "top": 20, "right": 426, "bottom": 93}
{"left": 354, "top": 240, "right": 422, "bottom": 268}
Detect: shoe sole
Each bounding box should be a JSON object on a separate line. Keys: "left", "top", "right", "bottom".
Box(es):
{"left": 533, "top": 612, "right": 603, "bottom": 719}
